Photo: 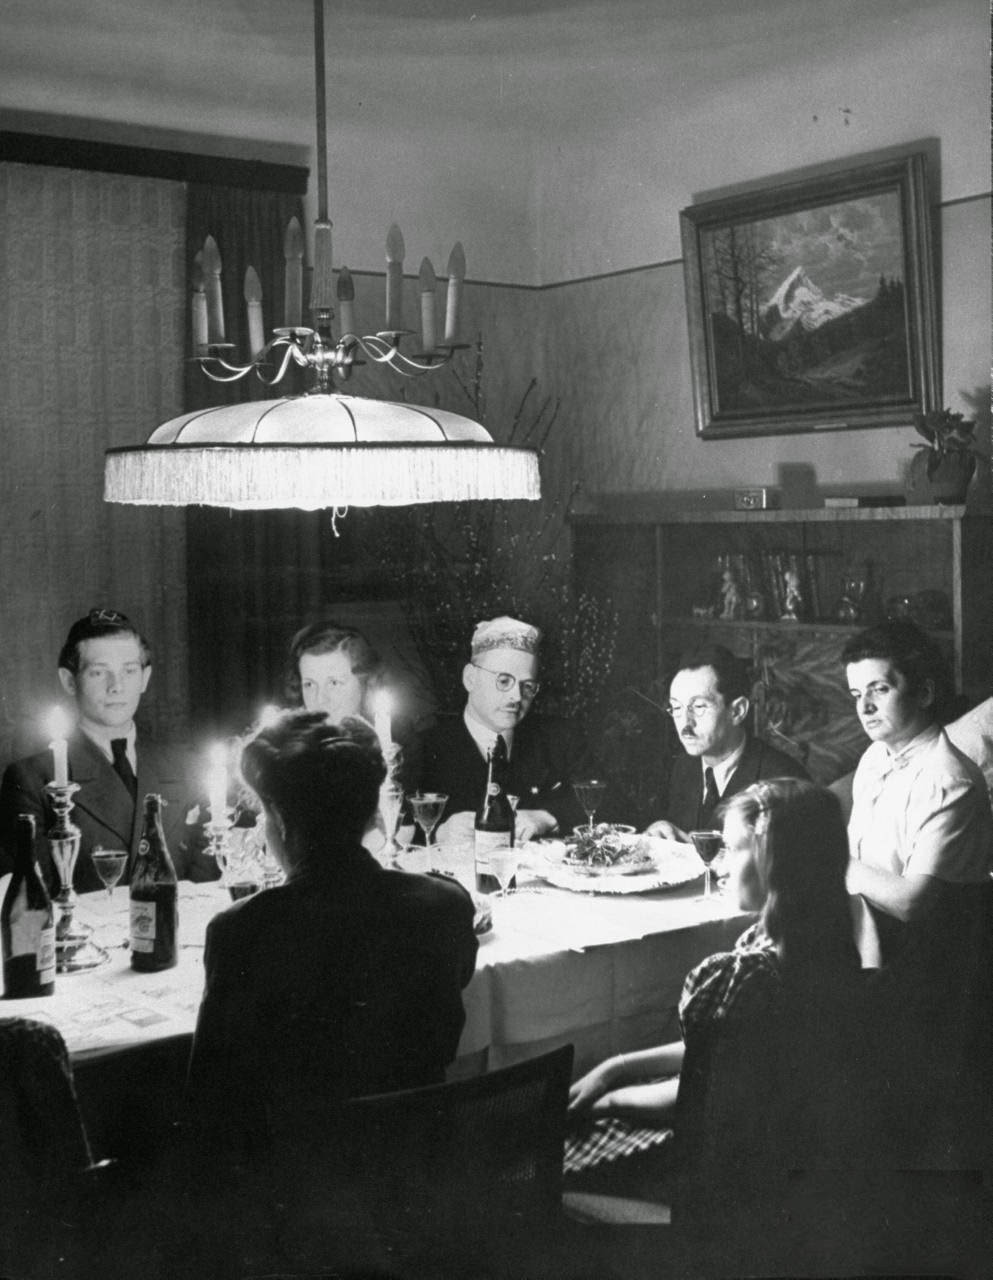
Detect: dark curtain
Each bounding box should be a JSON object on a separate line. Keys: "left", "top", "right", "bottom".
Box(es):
{"left": 184, "top": 183, "right": 324, "bottom": 736}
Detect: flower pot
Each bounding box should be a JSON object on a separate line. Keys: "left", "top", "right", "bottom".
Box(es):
{"left": 905, "top": 449, "right": 976, "bottom": 506}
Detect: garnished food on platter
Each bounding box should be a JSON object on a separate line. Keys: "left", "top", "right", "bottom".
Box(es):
{"left": 528, "top": 831, "right": 704, "bottom": 894}
{"left": 562, "top": 824, "right": 653, "bottom": 876}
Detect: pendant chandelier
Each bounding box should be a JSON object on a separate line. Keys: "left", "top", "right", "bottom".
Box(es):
{"left": 104, "top": 0, "right": 540, "bottom": 512}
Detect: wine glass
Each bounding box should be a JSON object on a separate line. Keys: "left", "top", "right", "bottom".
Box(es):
{"left": 409, "top": 792, "right": 448, "bottom": 847}
{"left": 689, "top": 830, "right": 724, "bottom": 899}
{"left": 573, "top": 778, "right": 607, "bottom": 833}
{"left": 91, "top": 847, "right": 128, "bottom": 901}
{"left": 488, "top": 846, "right": 519, "bottom": 897}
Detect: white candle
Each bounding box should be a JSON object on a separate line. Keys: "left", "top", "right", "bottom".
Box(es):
{"left": 244, "top": 267, "right": 265, "bottom": 358}
{"left": 206, "top": 743, "right": 228, "bottom": 826}
{"left": 419, "top": 257, "right": 437, "bottom": 354}
{"left": 371, "top": 691, "right": 393, "bottom": 749}
{"left": 385, "top": 224, "right": 405, "bottom": 331}
{"left": 444, "top": 242, "right": 466, "bottom": 345}
{"left": 47, "top": 707, "right": 71, "bottom": 787}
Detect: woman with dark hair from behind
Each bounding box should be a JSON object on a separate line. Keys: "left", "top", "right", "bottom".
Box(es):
{"left": 565, "top": 779, "right": 860, "bottom": 1194}
{"left": 186, "top": 710, "right": 478, "bottom": 1151}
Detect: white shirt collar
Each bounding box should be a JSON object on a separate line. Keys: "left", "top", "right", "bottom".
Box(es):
{"left": 705, "top": 737, "right": 747, "bottom": 796}
{"left": 463, "top": 707, "right": 513, "bottom": 760}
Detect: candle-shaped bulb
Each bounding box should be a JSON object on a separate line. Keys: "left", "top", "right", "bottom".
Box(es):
{"left": 444, "top": 242, "right": 466, "bottom": 345}
{"left": 418, "top": 257, "right": 437, "bottom": 354}
{"left": 371, "top": 691, "right": 393, "bottom": 749}
{"left": 336, "top": 266, "right": 355, "bottom": 338}
{"left": 283, "top": 216, "right": 304, "bottom": 329}
{"left": 244, "top": 267, "right": 265, "bottom": 358}
{"left": 311, "top": 218, "right": 335, "bottom": 313}
{"left": 385, "top": 224, "right": 405, "bottom": 332}
{"left": 191, "top": 252, "right": 209, "bottom": 353}
{"left": 206, "top": 743, "right": 228, "bottom": 826}
{"left": 202, "top": 235, "right": 225, "bottom": 344}
{"left": 47, "top": 707, "right": 71, "bottom": 788}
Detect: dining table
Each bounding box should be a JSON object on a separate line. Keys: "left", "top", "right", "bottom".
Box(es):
{"left": 1, "top": 839, "right": 752, "bottom": 1158}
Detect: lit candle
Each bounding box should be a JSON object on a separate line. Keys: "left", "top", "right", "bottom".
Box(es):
{"left": 206, "top": 743, "right": 228, "bottom": 826}
{"left": 419, "top": 258, "right": 437, "bottom": 354}
{"left": 444, "top": 242, "right": 465, "bottom": 345}
{"left": 385, "top": 224, "right": 405, "bottom": 331}
{"left": 371, "top": 691, "right": 393, "bottom": 749}
{"left": 244, "top": 267, "right": 265, "bottom": 358}
{"left": 336, "top": 266, "right": 355, "bottom": 338}
{"left": 47, "top": 707, "right": 71, "bottom": 788}
{"left": 258, "top": 704, "right": 280, "bottom": 729}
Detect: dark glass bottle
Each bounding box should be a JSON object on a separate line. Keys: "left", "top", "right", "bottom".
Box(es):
{"left": 129, "top": 794, "right": 178, "bottom": 972}
{"left": 2, "top": 814, "right": 56, "bottom": 998}
{"left": 474, "top": 740, "right": 516, "bottom": 893}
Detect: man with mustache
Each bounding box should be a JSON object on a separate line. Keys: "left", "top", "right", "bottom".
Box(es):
{"left": 414, "top": 615, "right": 589, "bottom": 845}
{"left": 645, "top": 644, "right": 808, "bottom": 842}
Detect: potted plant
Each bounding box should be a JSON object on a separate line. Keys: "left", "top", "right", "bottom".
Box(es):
{"left": 906, "top": 408, "right": 981, "bottom": 505}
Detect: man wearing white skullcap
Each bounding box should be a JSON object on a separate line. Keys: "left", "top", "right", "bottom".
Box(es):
{"left": 414, "top": 615, "right": 590, "bottom": 844}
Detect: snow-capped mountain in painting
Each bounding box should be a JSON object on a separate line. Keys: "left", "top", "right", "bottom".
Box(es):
{"left": 762, "top": 266, "right": 867, "bottom": 341}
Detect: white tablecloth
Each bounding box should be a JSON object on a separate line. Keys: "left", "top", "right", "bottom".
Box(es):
{"left": 4, "top": 855, "right": 751, "bottom": 1079}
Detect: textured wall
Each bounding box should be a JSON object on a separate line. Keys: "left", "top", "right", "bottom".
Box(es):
{"left": 0, "top": 164, "right": 189, "bottom": 762}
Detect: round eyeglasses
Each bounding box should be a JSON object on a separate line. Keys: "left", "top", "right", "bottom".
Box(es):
{"left": 665, "top": 698, "right": 718, "bottom": 720}
{"left": 471, "top": 664, "right": 540, "bottom": 698}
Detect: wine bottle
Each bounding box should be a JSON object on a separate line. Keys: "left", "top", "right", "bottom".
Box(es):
{"left": 474, "top": 739, "right": 516, "bottom": 893}
{"left": 129, "top": 793, "right": 178, "bottom": 972}
{"left": 1, "top": 814, "right": 56, "bottom": 998}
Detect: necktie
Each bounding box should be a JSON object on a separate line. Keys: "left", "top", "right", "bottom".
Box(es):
{"left": 111, "top": 738, "right": 137, "bottom": 803}
{"left": 698, "top": 766, "right": 719, "bottom": 829}
{"left": 491, "top": 733, "right": 509, "bottom": 782}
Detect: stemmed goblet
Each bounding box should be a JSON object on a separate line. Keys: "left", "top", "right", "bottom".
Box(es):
{"left": 409, "top": 792, "right": 448, "bottom": 847}
{"left": 573, "top": 778, "right": 607, "bottom": 833}
{"left": 688, "top": 829, "right": 724, "bottom": 900}
{"left": 488, "top": 846, "right": 519, "bottom": 898}
{"left": 91, "top": 847, "right": 128, "bottom": 901}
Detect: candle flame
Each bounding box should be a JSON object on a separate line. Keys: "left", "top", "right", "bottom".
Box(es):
{"left": 370, "top": 690, "right": 392, "bottom": 718}
{"left": 208, "top": 741, "right": 227, "bottom": 767}
{"left": 47, "top": 705, "right": 71, "bottom": 740}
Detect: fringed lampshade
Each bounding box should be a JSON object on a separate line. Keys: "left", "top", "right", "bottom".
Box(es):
{"left": 104, "top": 393, "right": 541, "bottom": 510}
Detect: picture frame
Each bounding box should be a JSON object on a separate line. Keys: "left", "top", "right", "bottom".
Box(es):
{"left": 680, "top": 148, "right": 940, "bottom": 440}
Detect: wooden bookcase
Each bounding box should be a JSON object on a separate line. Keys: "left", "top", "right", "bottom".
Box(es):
{"left": 571, "top": 502, "right": 993, "bottom": 785}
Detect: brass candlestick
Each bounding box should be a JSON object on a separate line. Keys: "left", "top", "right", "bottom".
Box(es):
{"left": 45, "top": 781, "right": 109, "bottom": 972}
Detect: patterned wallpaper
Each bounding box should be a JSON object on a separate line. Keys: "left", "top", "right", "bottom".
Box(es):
{"left": 0, "top": 163, "right": 189, "bottom": 762}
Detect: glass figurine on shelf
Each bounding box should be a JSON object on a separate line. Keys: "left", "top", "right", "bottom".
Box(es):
{"left": 836, "top": 570, "right": 867, "bottom": 624}
{"left": 719, "top": 566, "right": 744, "bottom": 620}
{"left": 781, "top": 567, "right": 804, "bottom": 621}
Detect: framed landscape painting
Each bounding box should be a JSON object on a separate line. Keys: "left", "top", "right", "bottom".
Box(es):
{"left": 680, "top": 148, "right": 940, "bottom": 439}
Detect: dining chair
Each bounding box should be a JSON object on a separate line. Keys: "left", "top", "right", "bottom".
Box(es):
{"left": 0, "top": 1016, "right": 114, "bottom": 1277}
{"left": 265, "top": 1043, "right": 575, "bottom": 1278}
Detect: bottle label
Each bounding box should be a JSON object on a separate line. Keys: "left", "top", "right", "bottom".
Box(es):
{"left": 130, "top": 899, "right": 157, "bottom": 952}
{"left": 487, "top": 782, "right": 501, "bottom": 797}
{"left": 9, "top": 910, "right": 51, "bottom": 959}
{"left": 36, "top": 926, "right": 56, "bottom": 982}
{"left": 474, "top": 828, "right": 512, "bottom": 866}
{"left": 138, "top": 838, "right": 150, "bottom": 857}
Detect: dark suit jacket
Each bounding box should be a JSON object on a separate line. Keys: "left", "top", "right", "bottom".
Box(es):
{"left": 0, "top": 732, "right": 217, "bottom": 892}
{"left": 664, "top": 735, "right": 810, "bottom": 833}
{"left": 186, "top": 848, "right": 478, "bottom": 1142}
{"left": 414, "top": 713, "right": 591, "bottom": 833}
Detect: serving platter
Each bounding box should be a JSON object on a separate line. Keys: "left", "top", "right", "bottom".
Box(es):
{"left": 527, "top": 835, "right": 703, "bottom": 895}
